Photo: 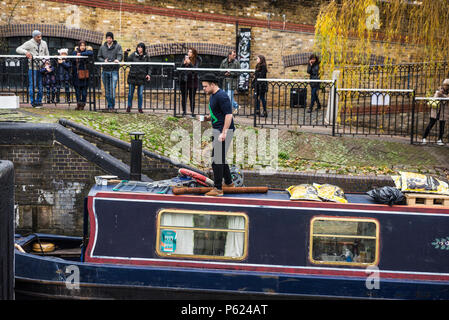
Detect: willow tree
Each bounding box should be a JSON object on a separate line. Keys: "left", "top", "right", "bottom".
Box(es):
{"left": 314, "top": 0, "right": 449, "bottom": 80}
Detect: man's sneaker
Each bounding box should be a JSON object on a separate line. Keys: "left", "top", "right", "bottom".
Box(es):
{"left": 437, "top": 139, "right": 445, "bottom": 146}
{"left": 205, "top": 188, "right": 224, "bottom": 197}
{"left": 421, "top": 138, "right": 427, "bottom": 145}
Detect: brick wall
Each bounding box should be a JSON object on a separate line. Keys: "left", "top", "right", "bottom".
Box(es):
{"left": 0, "top": 0, "right": 419, "bottom": 79}
{"left": 0, "top": 142, "right": 106, "bottom": 235}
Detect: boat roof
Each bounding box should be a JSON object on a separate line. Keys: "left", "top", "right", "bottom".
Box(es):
{"left": 89, "top": 183, "right": 378, "bottom": 205}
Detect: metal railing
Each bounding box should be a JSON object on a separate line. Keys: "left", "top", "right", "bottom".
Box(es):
{"left": 0, "top": 55, "right": 91, "bottom": 106}
{"left": 1, "top": 54, "right": 448, "bottom": 144}
{"left": 335, "top": 88, "right": 416, "bottom": 139}
{"left": 91, "top": 61, "right": 176, "bottom": 112}
{"left": 340, "top": 61, "right": 449, "bottom": 97}
{"left": 252, "top": 79, "right": 337, "bottom": 129}
{"left": 174, "top": 68, "right": 255, "bottom": 117}
{"left": 413, "top": 97, "right": 449, "bottom": 144}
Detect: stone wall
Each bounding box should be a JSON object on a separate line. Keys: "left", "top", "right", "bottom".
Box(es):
{"left": 0, "top": 0, "right": 415, "bottom": 80}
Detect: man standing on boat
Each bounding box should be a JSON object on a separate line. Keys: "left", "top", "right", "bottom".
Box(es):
{"left": 200, "top": 73, "right": 235, "bottom": 196}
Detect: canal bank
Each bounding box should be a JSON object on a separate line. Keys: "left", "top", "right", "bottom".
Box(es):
{"left": 1, "top": 108, "right": 448, "bottom": 236}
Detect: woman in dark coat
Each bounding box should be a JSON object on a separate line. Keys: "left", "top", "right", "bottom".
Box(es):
{"left": 72, "top": 40, "right": 93, "bottom": 110}
{"left": 125, "top": 42, "right": 151, "bottom": 113}
{"left": 254, "top": 55, "right": 268, "bottom": 117}
{"left": 307, "top": 54, "right": 321, "bottom": 113}
{"left": 180, "top": 47, "right": 201, "bottom": 117}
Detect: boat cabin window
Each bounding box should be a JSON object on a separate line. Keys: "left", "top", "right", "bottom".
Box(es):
{"left": 309, "top": 217, "right": 379, "bottom": 266}
{"left": 156, "top": 209, "right": 248, "bottom": 260}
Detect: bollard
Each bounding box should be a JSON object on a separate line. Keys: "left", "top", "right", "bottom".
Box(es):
{"left": 129, "top": 132, "right": 144, "bottom": 181}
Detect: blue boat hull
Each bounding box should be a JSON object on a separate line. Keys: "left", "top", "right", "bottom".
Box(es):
{"left": 14, "top": 247, "right": 449, "bottom": 300}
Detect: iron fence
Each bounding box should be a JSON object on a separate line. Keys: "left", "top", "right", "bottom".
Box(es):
{"left": 1, "top": 54, "right": 448, "bottom": 144}
{"left": 340, "top": 61, "right": 449, "bottom": 97}
{"left": 413, "top": 97, "right": 449, "bottom": 145}
{"left": 0, "top": 55, "right": 91, "bottom": 106}
{"left": 335, "top": 88, "right": 416, "bottom": 139}
{"left": 253, "top": 79, "right": 337, "bottom": 129}
{"left": 174, "top": 68, "right": 255, "bottom": 117}
{"left": 91, "top": 61, "right": 176, "bottom": 112}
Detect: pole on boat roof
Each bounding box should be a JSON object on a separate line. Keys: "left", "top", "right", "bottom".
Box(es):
{"left": 129, "top": 132, "right": 144, "bottom": 181}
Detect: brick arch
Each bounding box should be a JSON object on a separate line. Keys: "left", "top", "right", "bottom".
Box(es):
{"left": 283, "top": 52, "right": 393, "bottom": 67}
{"left": 0, "top": 24, "right": 104, "bottom": 45}
{"left": 146, "top": 42, "right": 234, "bottom": 57}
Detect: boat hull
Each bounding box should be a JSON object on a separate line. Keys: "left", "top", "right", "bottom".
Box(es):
{"left": 14, "top": 249, "right": 449, "bottom": 300}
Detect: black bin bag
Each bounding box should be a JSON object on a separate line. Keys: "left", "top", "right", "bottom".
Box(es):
{"left": 367, "top": 186, "right": 406, "bottom": 206}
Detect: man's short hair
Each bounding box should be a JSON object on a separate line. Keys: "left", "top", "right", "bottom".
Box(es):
{"left": 201, "top": 73, "right": 219, "bottom": 85}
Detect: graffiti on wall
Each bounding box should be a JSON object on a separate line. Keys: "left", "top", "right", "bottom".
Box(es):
{"left": 238, "top": 28, "right": 251, "bottom": 91}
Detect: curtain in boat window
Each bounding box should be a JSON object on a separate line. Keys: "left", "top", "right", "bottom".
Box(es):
{"left": 224, "top": 216, "right": 245, "bottom": 257}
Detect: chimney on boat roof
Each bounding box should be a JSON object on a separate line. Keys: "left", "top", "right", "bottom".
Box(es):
{"left": 129, "top": 132, "right": 144, "bottom": 181}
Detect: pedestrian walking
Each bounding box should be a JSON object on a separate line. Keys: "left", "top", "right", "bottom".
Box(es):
{"left": 254, "top": 55, "right": 268, "bottom": 117}
{"left": 180, "top": 48, "right": 201, "bottom": 117}
{"left": 200, "top": 73, "right": 235, "bottom": 197}
{"left": 125, "top": 43, "right": 151, "bottom": 113}
{"left": 421, "top": 79, "right": 449, "bottom": 146}
{"left": 220, "top": 49, "right": 241, "bottom": 114}
{"left": 16, "top": 30, "right": 49, "bottom": 107}
{"left": 97, "top": 32, "right": 123, "bottom": 111}
{"left": 307, "top": 54, "right": 321, "bottom": 113}
{"left": 72, "top": 40, "right": 93, "bottom": 110}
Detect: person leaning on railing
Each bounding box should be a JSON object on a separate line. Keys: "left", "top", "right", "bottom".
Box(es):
{"left": 16, "top": 30, "right": 49, "bottom": 107}
{"left": 253, "top": 55, "right": 268, "bottom": 118}
{"left": 180, "top": 48, "right": 201, "bottom": 118}
{"left": 220, "top": 49, "right": 241, "bottom": 115}
{"left": 97, "top": 32, "right": 123, "bottom": 112}
{"left": 124, "top": 43, "right": 151, "bottom": 114}
{"left": 72, "top": 40, "right": 93, "bottom": 111}
{"left": 421, "top": 78, "right": 449, "bottom": 146}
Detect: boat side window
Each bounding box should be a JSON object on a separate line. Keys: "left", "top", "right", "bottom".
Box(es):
{"left": 309, "top": 217, "right": 379, "bottom": 266}
{"left": 156, "top": 209, "right": 248, "bottom": 260}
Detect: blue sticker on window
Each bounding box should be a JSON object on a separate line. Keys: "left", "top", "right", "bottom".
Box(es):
{"left": 160, "top": 230, "right": 177, "bottom": 253}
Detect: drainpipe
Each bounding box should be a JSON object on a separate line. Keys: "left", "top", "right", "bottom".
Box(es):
{"left": 129, "top": 132, "right": 144, "bottom": 181}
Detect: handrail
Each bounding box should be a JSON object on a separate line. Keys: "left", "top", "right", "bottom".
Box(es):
{"left": 257, "top": 78, "right": 334, "bottom": 83}
{"left": 176, "top": 68, "right": 254, "bottom": 72}
{"left": 0, "top": 55, "right": 88, "bottom": 59}
{"left": 95, "top": 62, "right": 175, "bottom": 66}
{"left": 415, "top": 97, "right": 449, "bottom": 100}
{"left": 337, "top": 88, "right": 414, "bottom": 92}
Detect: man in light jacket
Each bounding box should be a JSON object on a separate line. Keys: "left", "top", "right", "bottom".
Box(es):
{"left": 97, "top": 32, "right": 123, "bottom": 111}
{"left": 16, "top": 30, "right": 49, "bottom": 107}
{"left": 220, "top": 50, "right": 241, "bottom": 114}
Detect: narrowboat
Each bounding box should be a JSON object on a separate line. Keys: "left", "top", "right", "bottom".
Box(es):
{"left": 14, "top": 179, "right": 449, "bottom": 300}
